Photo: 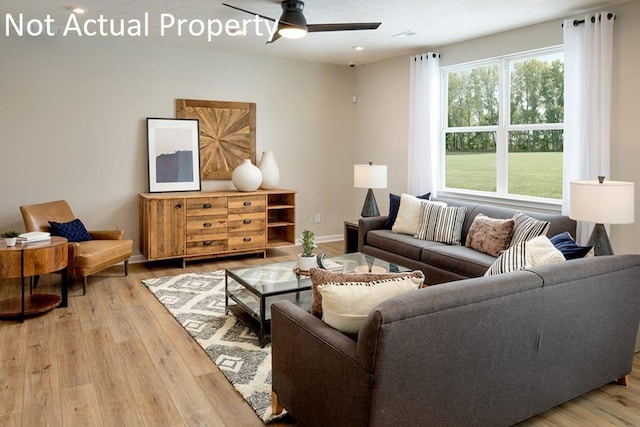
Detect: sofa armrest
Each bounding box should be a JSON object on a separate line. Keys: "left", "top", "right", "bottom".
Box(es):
{"left": 358, "top": 216, "right": 388, "bottom": 252}
{"left": 271, "top": 301, "right": 373, "bottom": 426}
{"left": 89, "top": 229, "right": 124, "bottom": 240}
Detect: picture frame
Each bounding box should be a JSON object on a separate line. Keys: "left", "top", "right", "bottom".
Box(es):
{"left": 176, "top": 99, "right": 256, "bottom": 180}
{"left": 146, "top": 118, "right": 201, "bottom": 193}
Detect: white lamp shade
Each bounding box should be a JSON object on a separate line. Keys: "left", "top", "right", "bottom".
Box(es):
{"left": 570, "top": 180, "right": 635, "bottom": 224}
{"left": 354, "top": 164, "right": 387, "bottom": 189}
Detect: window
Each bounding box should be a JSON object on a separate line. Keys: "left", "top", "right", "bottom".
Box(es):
{"left": 442, "top": 48, "right": 564, "bottom": 200}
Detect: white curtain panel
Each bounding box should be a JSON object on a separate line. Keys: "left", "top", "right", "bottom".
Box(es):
{"left": 562, "top": 12, "right": 615, "bottom": 243}
{"left": 408, "top": 52, "right": 440, "bottom": 196}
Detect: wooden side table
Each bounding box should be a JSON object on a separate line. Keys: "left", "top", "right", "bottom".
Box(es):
{"left": 0, "top": 236, "right": 68, "bottom": 321}
{"left": 344, "top": 220, "right": 359, "bottom": 253}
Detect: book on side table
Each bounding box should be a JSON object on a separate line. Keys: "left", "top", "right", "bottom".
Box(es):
{"left": 18, "top": 231, "right": 51, "bottom": 243}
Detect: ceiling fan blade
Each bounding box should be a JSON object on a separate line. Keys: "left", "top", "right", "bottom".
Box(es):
{"left": 266, "top": 30, "right": 282, "bottom": 44}
{"left": 221, "top": 3, "right": 276, "bottom": 22}
{"left": 307, "top": 22, "right": 381, "bottom": 33}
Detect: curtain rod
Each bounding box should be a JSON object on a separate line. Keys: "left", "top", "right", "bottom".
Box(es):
{"left": 564, "top": 12, "right": 615, "bottom": 27}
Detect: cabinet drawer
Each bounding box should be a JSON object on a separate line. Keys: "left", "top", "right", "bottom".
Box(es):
{"left": 228, "top": 212, "right": 265, "bottom": 233}
{"left": 186, "top": 238, "right": 227, "bottom": 255}
{"left": 187, "top": 197, "right": 227, "bottom": 217}
{"left": 228, "top": 195, "right": 266, "bottom": 213}
{"left": 186, "top": 215, "right": 227, "bottom": 236}
{"left": 228, "top": 232, "right": 266, "bottom": 251}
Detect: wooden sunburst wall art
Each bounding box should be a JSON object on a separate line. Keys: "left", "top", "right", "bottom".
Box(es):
{"left": 176, "top": 99, "right": 256, "bottom": 180}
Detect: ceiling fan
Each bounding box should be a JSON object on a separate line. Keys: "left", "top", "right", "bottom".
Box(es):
{"left": 222, "top": 0, "right": 382, "bottom": 43}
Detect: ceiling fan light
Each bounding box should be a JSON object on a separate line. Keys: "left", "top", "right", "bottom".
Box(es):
{"left": 278, "top": 25, "right": 307, "bottom": 39}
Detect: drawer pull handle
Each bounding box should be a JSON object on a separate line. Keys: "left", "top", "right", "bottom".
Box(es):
{"left": 203, "top": 241, "right": 213, "bottom": 246}
{"left": 243, "top": 237, "right": 252, "bottom": 242}
{"left": 175, "top": 203, "right": 182, "bottom": 209}
{"left": 243, "top": 201, "right": 252, "bottom": 207}
{"left": 203, "top": 222, "right": 212, "bottom": 227}
{"left": 203, "top": 203, "right": 212, "bottom": 209}
{"left": 243, "top": 219, "right": 252, "bottom": 224}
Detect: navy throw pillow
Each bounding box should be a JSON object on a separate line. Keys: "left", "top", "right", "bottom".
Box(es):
{"left": 384, "top": 192, "right": 431, "bottom": 229}
{"left": 550, "top": 231, "right": 592, "bottom": 260}
{"left": 49, "top": 218, "right": 92, "bottom": 242}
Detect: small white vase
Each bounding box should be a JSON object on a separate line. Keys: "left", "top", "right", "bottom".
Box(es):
{"left": 4, "top": 237, "right": 17, "bottom": 247}
{"left": 231, "top": 159, "right": 262, "bottom": 192}
{"left": 297, "top": 254, "right": 317, "bottom": 272}
{"left": 259, "top": 151, "right": 280, "bottom": 190}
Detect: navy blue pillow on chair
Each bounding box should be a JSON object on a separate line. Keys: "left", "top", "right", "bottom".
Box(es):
{"left": 550, "top": 231, "right": 592, "bottom": 260}
{"left": 49, "top": 218, "right": 92, "bottom": 242}
{"left": 384, "top": 192, "right": 431, "bottom": 229}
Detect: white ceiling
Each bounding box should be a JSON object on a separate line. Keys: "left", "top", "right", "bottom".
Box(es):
{"left": 3, "top": 0, "right": 627, "bottom": 66}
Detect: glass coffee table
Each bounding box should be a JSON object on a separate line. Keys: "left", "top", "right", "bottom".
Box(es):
{"left": 225, "top": 252, "right": 411, "bottom": 347}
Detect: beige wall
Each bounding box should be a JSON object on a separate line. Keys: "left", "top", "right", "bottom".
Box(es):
{"left": 354, "top": 1, "right": 640, "bottom": 254}
{"left": 0, "top": 36, "right": 356, "bottom": 258}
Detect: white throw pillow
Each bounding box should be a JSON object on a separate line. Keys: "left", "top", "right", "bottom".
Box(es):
{"left": 318, "top": 276, "right": 424, "bottom": 334}
{"left": 525, "top": 235, "right": 566, "bottom": 267}
{"left": 392, "top": 194, "right": 445, "bottom": 235}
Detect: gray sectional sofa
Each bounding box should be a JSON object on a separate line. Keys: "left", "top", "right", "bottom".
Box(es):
{"left": 271, "top": 255, "right": 640, "bottom": 426}
{"left": 358, "top": 197, "right": 577, "bottom": 284}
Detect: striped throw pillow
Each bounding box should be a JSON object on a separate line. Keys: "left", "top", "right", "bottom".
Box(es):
{"left": 509, "top": 212, "right": 550, "bottom": 246}
{"left": 484, "top": 241, "right": 526, "bottom": 276}
{"left": 414, "top": 203, "right": 467, "bottom": 245}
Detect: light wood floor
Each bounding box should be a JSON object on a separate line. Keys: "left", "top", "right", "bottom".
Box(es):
{"left": 0, "top": 241, "right": 639, "bottom": 426}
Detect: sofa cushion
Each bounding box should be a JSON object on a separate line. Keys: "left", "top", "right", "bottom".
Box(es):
{"left": 48, "top": 218, "right": 92, "bottom": 242}
{"left": 318, "top": 276, "right": 423, "bottom": 334}
{"left": 510, "top": 212, "right": 550, "bottom": 246}
{"left": 385, "top": 192, "right": 430, "bottom": 229}
{"left": 414, "top": 203, "right": 467, "bottom": 245}
{"left": 465, "top": 214, "right": 514, "bottom": 257}
{"left": 550, "top": 232, "right": 593, "bottom": 260}
{"left": 309, "top": 268, "right": 425, "bottom": 318}
{"left": 421, "top": 245, "right": 496, "bottom": 277}
{"left": 367, "top": 229, "right": 442, "bottom": 260}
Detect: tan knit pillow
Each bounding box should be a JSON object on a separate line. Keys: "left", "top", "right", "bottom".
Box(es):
{"left": 465, "top": 214, "right": 515, "bottom": 257}
{"left": 309, "top": 268, "right": 425, "bottom": 318}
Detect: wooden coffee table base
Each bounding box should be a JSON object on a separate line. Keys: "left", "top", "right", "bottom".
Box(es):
{"left": 0, "top": 294, "right": 62, "bottom": 318}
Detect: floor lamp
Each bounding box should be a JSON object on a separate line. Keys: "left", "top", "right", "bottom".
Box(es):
{"left": 354, "top": 162, "right": 387, "bottom": 217}
{"left": 569, "top": 177, "right": 635, "bottom": 255}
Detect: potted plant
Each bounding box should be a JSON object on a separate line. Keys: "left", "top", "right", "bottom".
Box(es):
{"left": 2, "top": 230, "right": 19, "bottom": 247}
{"left": 297, "top": 229, "right": 317, "bottom": 272}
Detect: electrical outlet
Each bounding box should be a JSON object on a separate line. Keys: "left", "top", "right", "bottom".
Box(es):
{"left": 314, "top": 213, "right": 321, "bottom": 223}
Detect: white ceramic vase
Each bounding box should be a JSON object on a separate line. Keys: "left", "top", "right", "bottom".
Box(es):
{"left": 4, "top": 237, "right": 17, "bottom": 247}
{"left": 297, "top": 254, "right": 317, "bottom": 272}
{"left": 259, "top": 151, "right": 280, "bottom": 190}
{"left": 231, "top": 159, "right": 262, "bottom": 192}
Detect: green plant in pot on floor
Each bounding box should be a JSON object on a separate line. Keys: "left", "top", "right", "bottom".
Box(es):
{"left": 297, "top": 229, "right": 317, "bottom": 272}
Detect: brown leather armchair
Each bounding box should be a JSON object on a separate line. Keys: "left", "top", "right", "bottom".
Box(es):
{"left": 20, "top": 200, "right": 133, "bottom": 295}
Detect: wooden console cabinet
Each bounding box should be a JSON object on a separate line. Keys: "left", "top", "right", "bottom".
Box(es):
{"left": 139, "top": 190, "right": 295, "bottom": 263}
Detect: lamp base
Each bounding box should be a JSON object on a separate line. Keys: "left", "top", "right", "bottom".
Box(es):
{"left": 360, "top": 188, "right": 380, "bottom": 217}
{"left": 587, "top": 223, "right": 614, "bottom": 256}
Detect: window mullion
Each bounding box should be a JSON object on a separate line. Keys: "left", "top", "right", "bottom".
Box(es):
{"left": 496, "top": 58, "right": 508, "bottom": 195}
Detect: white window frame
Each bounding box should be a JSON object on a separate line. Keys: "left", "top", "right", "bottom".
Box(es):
{"left": 439, "top": 46, "right": 564, "bottom": 213}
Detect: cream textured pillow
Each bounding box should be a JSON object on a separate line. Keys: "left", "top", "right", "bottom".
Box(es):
{"left": 309, "top": 268, "right": 426, "bottom": 318}
{"left": 525, "top": 235, "right": 566, "bottom": 267}
{"left": 465, "top": 214, "right": 515, "bottom": 257}
{"left": 318, "top": 276, "right": 424, "bottom": 334}
{"left": 392, "top": 194, "right": 446, "bottom": 236}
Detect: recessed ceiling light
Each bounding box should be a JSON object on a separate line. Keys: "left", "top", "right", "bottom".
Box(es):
{"left": 353, "top": 46, "right": 364, "bottom": 51}
{"left": 392, "top": 31, "right": 416, "bottom": 38}
{"left": 67, "top": 6, "right": 87, "bottom": 14}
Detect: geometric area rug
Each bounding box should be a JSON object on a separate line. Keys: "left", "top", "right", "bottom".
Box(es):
{"left": 141, "top": 271, "right": 285, "bottom": 423}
